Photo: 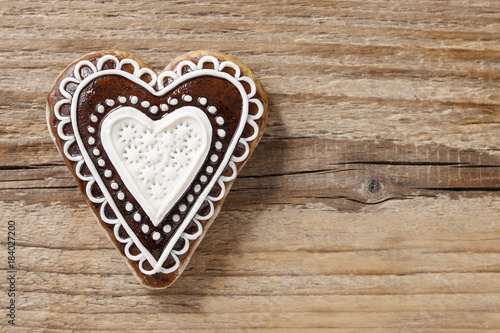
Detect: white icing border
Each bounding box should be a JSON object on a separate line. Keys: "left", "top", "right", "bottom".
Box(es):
{"left": 53, "top": 54, "right": 264, "bottom": 275}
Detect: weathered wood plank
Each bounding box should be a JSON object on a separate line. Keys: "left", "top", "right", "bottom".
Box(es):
{"left": 1, "top": 0, "right": 500, "bottom": 331}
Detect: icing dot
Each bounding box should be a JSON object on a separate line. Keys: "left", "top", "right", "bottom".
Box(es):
{"left": 130, "top": 96, "right": 138, "bottom": 104}
{"left": 215, "top": 141, "right": 223, "bottom": 150}
{"left": 187, "top": 194, "right": 194, "bottom": 202}
{"left": 179, "top": 204, "right": 187, "bottom": 212}
{"left": 208, "top": 106, "right": 217, "bottom": 114}
{"left": 206, "top": 166, "right": 214, "bottom": 174}
{"left": 110, "top": 181, "right": 119, "bottom": 190}
{"left": 97, "top": 105, "right": 105, "bottom": 113}
{"left": 92, "top": 148, "right": 100, "bottom": 156}
{"left": 216, "top": 117, "right": 224, "bottom": 125}
{"left": 163, "top": 225, "right": 172, "bottom": 233}
{"left": 172, "top": 214, "right": 180, "bottom": 222}
{"left": 160, "top": 104, "right": 168, "bottom": 111}
{"left": 106, "top": 99, "right": 115, "bottom": 107}
{"left": 134, "top": 213, "right": 141, "bottom": 222}
{"left": 126, "top": 202, "right": 133, "bottom": 211}
{"left": 91, "top": 115, "right": 98, "bottom": 123}
{"left": 217, "top": 129, "right": 226, "bottom": 138}
{"left": 210, "top": 154, "right": 219, "bottom": 163}
{"left": 141, "top": 224, "right": 149, "bottom": 233}
{"left": 183, "top": 95, "right": 192, "bottom": 102}
{"left": 169, "top": 98, "right": 178, "bottom": 106}
{"left": 104, "top": 169, "right": 112, "bottom": 178}
{"left": 194, "top": 184, "right": 201, "bottom": 193}
{"left": 88, "top": 126, "right": 95, "bottom": 134}
{"left": 150, "top": 105, "right": 159, "bottom": 114}
{"left": 118, "top": 96, "right": 127, "bottom": 103}
{"left": 152, "top": 232, "right": 161, "bottom": 240}
{"left": 117, "top": 191, "right": 125, "bottom": 200}
{"left": 88, "top": 137, "right": 95, "bottom": 145}
{"left": 199, "top": 97, "right": 207, "bottom": 105}
{"left": 141, "top": 101, "right": 150, "bottom": 108}
{"left": 97, "top": 159, "right": 106, "bottom": 167}
{"left": 200, "top": 175, "right": 208, "bottom": 183}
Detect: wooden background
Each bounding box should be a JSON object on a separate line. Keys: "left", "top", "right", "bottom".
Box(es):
{"left": 1, "top": 0, "right": 500, "bottom": 331}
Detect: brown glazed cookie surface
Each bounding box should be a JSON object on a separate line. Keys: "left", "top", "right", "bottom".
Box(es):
{"left": 47, "top": 50, "right": 268, "bottom": 288}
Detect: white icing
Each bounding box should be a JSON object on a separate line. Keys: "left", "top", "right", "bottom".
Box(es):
{"left": 141, "top": 224, "right": 149, "bottom": 233}
{"left": 110, "top": 181, "right": 119, "bottom": 190}
{"left": 76, "top": 159, "right": 93, "bottom": 182}
{"left": 197, "top": 56, "right": 220, "bottom": 71}
{"left": 172, "top": 214, "right": 180, "bottom": 222}
{"left": 130, "top": 96, "right": 138, "bottom": 104}
{"left": 141, "top": 101, "right": 150, "bottom": 108}
{"left": 169, "top": 98, "right": 178, "bottom": 106}
{"left": 160, "top": 104, "right": 168, "bottom": 112}
{"left": 152, "top": 232, "right": 161, "bottom": 240}
{"left": 101, "top": 106, "right": 212, "bottom": 226}
{"left": 179, "top": 204, "right": 187, "bottom": 212}
{"left": 163, "top": 225, "right": 172, "bottom": 233}
{"left": 208, "top": 106, "right": 217, "bottom": 114}
{"left": 187, "top": 194, "right": 194, "bottom": 202}
{"left": 149, "top": 105, "right": 159, "bottom": 114}
{"left": 200, "top": 175, "right": 208, "bottom": 183}
{"left": 97, "top": 159, "right": 105, "bottom": 167}
{"left": 210, "top": 154, "right": 218, "bottom": 163}
{"left": 106, "top": 99, "right": 115, "bottom": 107}
{"left": 88, "top": 137, "right": 95, "bottom": 145}
{"left": 217, "top": 129, "right": 226, "bottom": 138}
{"left": 74, "top": 60, "right": 97, "bottom": 81}
{"left": 133, "top": 213, "right": 141, "bottom": 222}
{"left": 91, "top": 115, "right": 98, "bottom": 123}
{"left": 88, "top": 126, "right": 95, "bottom": 134}
{"left": 104, "top": 169, "right": 112, "bottom": 178}
{"left": 54, "top": 54, "right": 264, "bottom": 276}
{"left": 92, "top": 148, "right": 100, "bottom": 156}
{"left": 220, "top": 62, "right": 241, "bottom": 78}
{"left": 216, "top": 117, "right": 224, "bottom": 125}
{"left": 206, "top": 166, "right": 213, "bottom": 174}
{"left": 97, "top": 105, "right": 105, "bottom": 113}
{"left": 117, "top": 192, "right": 125, "bottom": 200}
{"left": 118, "top": 96, "right": 127, "bottom": 103}
{"left": 215, "top": 141, "right": 222, "bottom": 150}
{"left": 183, "top": 95, "right": 192, "bottom": 102}
{"left": 199, "top": 97, "right": 207, "bottom": 105}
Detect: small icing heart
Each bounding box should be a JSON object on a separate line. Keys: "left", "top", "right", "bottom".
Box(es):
{"left": 102, "top": 106, "right": 212, "bottom": 225}
{"left": 46, "top": 50, "right": 268, "bottom": 288}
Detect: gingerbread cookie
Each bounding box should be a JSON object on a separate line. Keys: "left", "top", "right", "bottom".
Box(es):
{"left": 46, "top": 50, "right": 268, "bottom": 288}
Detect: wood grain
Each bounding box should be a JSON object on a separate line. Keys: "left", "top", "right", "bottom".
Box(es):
{"left": 1, "top": 0, "right": 500, "bottom": 331}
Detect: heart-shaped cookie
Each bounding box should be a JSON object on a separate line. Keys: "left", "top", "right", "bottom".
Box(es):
{"left": 46, "top": 50, "right": 268, "bottom": 288}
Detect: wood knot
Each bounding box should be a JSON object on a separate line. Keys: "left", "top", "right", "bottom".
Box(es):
{"left": 367, "top": 180, "right": 382, "bottom": 194}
